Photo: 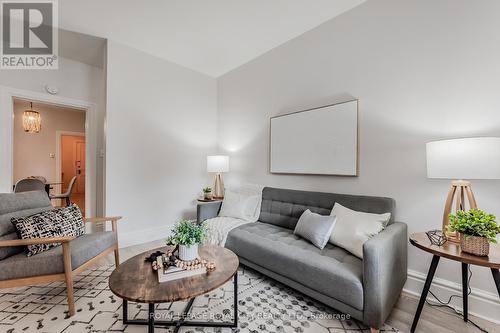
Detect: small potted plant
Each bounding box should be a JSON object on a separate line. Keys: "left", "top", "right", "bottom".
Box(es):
{"left": 202, "top": 187, "right": 213, "bottom": 200}
{"left": 448, "top": 209, "right": 500, "bottom": 256}
{"left": 166, "top": 219, "right": 207, "bottom": 261}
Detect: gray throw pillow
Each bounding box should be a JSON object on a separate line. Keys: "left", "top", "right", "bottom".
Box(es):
{"left": 294, "top": 209, "right": 336, "bottom": 249}
{"left": 11, "top": 204, "right": 85, "bottom": 256}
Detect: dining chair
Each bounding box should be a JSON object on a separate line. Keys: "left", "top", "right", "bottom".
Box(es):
{"left": 13, "top": 178, "right": 46, "bottom": 193}
{"left": 50, "top": 176, "right": 77, "bottom": 206}
{"left": 28, "top": 176, "right": 47, "bottom": 183}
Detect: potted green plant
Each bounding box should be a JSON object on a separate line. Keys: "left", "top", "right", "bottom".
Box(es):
{"left": 166, "top": 219, "right": 207, "bottom": 261}
{"left": 202, "top": 187, "right": 213, "bottom": 200}
{"left": 448, "top": 209, "right": 500, "bottom": 256}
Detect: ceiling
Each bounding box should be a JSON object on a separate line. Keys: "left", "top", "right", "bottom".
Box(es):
{"left": 59, "top": 0, "right": 366, "bottom": 77}
{"left": 59, "top": 30, "right": 106, "bottom": 68}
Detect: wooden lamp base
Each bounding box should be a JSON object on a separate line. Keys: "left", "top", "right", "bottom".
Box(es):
{"left": 213, "top": 173, "right": 225, "bottom": 199}
{"left": 442, "top": 180, "right": 477, "bottom": 242}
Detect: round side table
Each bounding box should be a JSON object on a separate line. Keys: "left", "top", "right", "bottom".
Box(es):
{"left": 409, "top": 232, "right": 500, "bottom": 333}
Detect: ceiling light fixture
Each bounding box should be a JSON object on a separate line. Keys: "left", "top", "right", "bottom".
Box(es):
{"left": 23, "top": 102, "right": 41, "bottom": 133}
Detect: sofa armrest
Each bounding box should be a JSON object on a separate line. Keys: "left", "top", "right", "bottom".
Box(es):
{"left": 84, "top": 216, "right": 122, "bottom": 224}
{"left": 0, "top": 236, "right": 76, "bottom": 247}
{"left": 197, "top": 201, "right": 222, "bottom": 223}
{"left": 362, "top": 222, "right": 407, "bottom": 329}
{"left": 84, "top": 216, "right": 122, "bottom": 236}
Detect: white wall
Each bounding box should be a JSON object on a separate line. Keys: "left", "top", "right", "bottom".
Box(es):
{"left": 217, "top": 0, "right": 500, "bottom": 321}
{"left": 0, "top": 56, "right": 106, "bottom": 217}
{"left": 13, "top": 100, "right": 85, "bottom": 183}
{"left": 106, "top": 41, "right": 217, "bottom": 247}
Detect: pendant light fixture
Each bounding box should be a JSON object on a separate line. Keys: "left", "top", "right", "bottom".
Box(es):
{"left": 23, "top": 102, "right": 41, "bottom": 133}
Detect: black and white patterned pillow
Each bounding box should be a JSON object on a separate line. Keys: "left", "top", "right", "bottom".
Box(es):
{"left": 11, "top": 204, "right": 85, "bottom": 256}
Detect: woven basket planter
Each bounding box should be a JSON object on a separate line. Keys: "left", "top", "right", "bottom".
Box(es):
{"left": 460, "top": 234, "right": 490, "bottom": 256}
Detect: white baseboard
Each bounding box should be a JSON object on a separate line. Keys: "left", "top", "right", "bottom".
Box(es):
{"left": 118, "top": 225, "right": 172, "bottom": 248}
{"left": 404, "top": 269, "right": 500, "bottom": 324}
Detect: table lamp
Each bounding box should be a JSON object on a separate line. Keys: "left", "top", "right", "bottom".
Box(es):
{"left": 207, "top": 155, "right": 229, "bottom": 199}
{"left": 426, "top": 137, "right": 500, "bottom": 242}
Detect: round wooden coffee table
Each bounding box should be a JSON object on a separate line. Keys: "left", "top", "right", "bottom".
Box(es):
{"left": 109, "top": 245, "right": 239, "bottom": 333}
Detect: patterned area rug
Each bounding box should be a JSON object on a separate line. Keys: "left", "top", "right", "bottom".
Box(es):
{"left": 0, "top": 265, "right": 402, "bottom": 333}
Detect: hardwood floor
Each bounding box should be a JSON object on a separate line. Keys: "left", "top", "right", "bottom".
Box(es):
{"left": 93, "top": 239, "right": 498, "bottom": 333}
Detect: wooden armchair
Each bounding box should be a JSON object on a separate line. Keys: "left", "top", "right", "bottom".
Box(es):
{"left": 0, "top": 191, "right": 122, "bottom": 317}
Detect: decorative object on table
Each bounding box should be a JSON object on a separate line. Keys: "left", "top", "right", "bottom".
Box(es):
{"left": 448, "top": 209, "right": 500, "bottom": 256}
{"left": 23, "top": 102, "right": 41, "bottom": 133}
{"left": 166, "top": 219, "right": 207, "bottom": 261}
{"left": 145, "top": 250, "right": 165, "bottom": 270}
{"left": 425, "top": 230, "right": 447, "bottom": 246}
{"left": 426, "top": 137, "right": 500, "bottom": 242}
{"left": 173, "top": 257, "right": 216, "bottom": 271}
{"left": 202, "top": 186, "right": 213, "bottom": 200}
{"left": 154, "top": 250, "right": 217, "bottom": 282}
{"left": 207, "top": 155, "right": 229, "bottom": 199}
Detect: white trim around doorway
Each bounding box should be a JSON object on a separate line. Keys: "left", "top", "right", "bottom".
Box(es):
{"left": 0, "top": 85, "right": 99, "bottom": 218}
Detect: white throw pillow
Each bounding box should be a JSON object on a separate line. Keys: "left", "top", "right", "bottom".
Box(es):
{"left": 328, "top": 203, "right": 391, "bottom": 258}
{"left": 218, "top": 189, "right": 260, "bottom": 222}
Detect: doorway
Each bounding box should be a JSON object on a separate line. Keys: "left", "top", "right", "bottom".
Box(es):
{"left": 11, "top": 98, "right": 87, "bottom": 215}
{"left": 60, "top": 134, "right": 86, "bottom": 213}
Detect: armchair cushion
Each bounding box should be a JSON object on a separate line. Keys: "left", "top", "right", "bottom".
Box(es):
{"left": 11, "top": 204, "right": 85, "bottom": 256}
{"left": 0, "top": 231, "right": 116, "bottom": 280}
{"left": 0, "top": 191, "right": 53, "bottom": 260}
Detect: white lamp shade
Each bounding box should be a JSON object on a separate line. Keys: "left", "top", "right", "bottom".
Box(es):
{"left": 426, "top": 137, "right": 500, "bottom": 179}
{"left": 207, "top": 155, "right": 229, "bottom": 173}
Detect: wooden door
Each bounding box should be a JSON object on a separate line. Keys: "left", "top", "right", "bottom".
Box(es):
{"left": 74, "top": 139, "right": 86, "bottom": 194}
{"left": 61, "top": 135, "right": 85, "bottom": 193}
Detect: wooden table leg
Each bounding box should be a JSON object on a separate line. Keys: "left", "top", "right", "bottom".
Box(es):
{"left": 411, "top": 255, "right": 440, "bottom": 333}
{"left": 462, "top": 263, "right": 468, "bottom": 322}
{"left": 492, "top": 269, "right": 500, "bottom": 297}
{"left": 148, "top": 303, "right": 155, "bottom": 333}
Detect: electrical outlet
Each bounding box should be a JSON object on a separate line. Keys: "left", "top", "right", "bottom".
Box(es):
{"left": 49, "top": 153, "right": 55, "bottom": 158}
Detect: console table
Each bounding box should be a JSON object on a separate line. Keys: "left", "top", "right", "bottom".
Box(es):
{"left": 409, "top": 232, "right": 500, "bottom": 333}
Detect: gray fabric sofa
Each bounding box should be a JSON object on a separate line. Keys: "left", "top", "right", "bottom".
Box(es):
{"left": 197, "top": 187, "right": 407, "bottom": 331}
{"left": 0, "top": 191, "right": 121, "bottom": 316}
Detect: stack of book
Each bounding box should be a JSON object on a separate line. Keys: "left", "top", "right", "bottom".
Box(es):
{"left": 157, "top": 256, "right": 206, "bottom": 283}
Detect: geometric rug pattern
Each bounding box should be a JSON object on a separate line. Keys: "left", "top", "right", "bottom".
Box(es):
{"left": 0, "top": 264, "right": 402, "bottom": 333}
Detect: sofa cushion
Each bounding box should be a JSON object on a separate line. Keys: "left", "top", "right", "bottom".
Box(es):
{"left": 0, "top": 232, "right": 116, "bottom": 280}
{"left": 293, "top": 209, "right": 336, "bottom": 249}
{"left": 329, "top": 203, "right": 391, "bottom": 258}
{"left": 0, "top": 191, "right": 53, "bottom": 260}
{"left": 225, "top": 222, "right": 364, "bottom": 310}
{"left": 259, "top": 187, "right": 395, "bottom": 230}
{"left": 11, "top": 204, "right": 85, "bottom": 256}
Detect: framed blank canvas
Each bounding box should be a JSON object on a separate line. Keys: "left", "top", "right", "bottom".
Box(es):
{"left": 270, "top": 100, "right": 358, "bottom": 176}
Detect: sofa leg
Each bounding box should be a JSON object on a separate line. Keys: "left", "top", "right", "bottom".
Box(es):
{"left": 114, "top": 245, "right": 120, "bottom": 267}
{"left": 62, "top": 242, "right": 75, "bottom": 316}
{"left": 370, "top": 328, "right": 380, "bottom": 333}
